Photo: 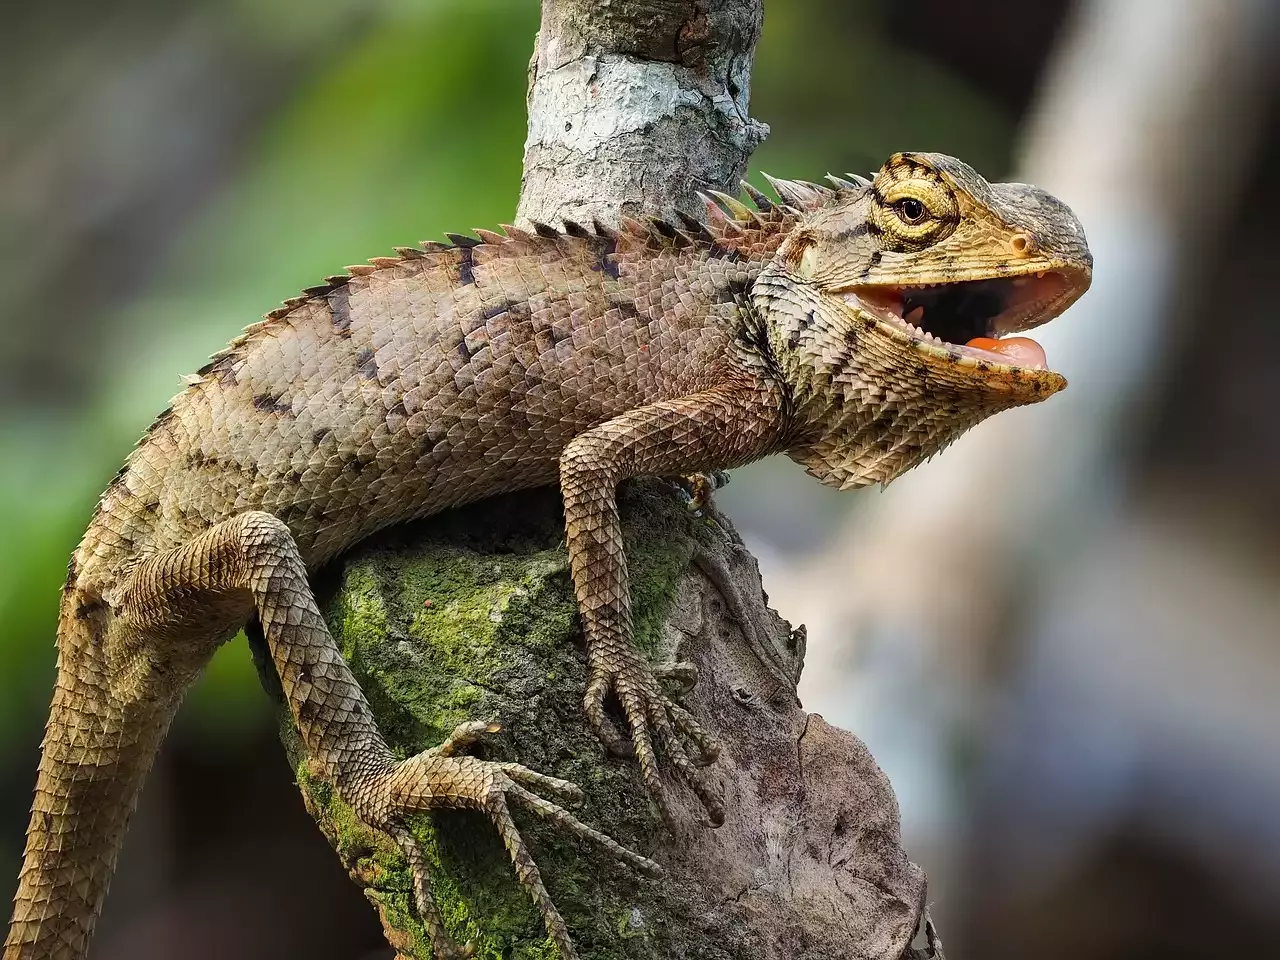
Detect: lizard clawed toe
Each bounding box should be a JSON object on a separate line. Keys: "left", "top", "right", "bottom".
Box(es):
{"left": 584, "top": 659, "right": 724, "bottom": 827}
{"left": 432, "top": 719, "right": 504, "bottom": 758}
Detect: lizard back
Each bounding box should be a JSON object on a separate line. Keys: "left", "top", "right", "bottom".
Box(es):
{"left": 77, "top": 216, "right": 792, "bottom": 592}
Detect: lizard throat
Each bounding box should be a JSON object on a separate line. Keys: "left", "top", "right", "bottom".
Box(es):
{"left": 842, "top": 271, "right": 1076, "bottom": 372}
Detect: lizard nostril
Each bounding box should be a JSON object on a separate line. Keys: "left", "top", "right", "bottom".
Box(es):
{"left": 1011, "top": 233, "right": 1034, "bottom": 255}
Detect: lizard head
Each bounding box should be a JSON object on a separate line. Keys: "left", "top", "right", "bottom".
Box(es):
{"left": 754, "top": 151, "right": 1092, "bottom": 489}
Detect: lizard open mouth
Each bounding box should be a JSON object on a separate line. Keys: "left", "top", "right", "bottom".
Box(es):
{"left": 843, "top": 270, "right": 1077, "bottom": 371}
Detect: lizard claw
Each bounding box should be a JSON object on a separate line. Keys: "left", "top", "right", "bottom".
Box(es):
{"left": 584, "top": 657, "right": 724, "bottom": 827}
{"left": 431, "top": 719, "right": 503, "bottom": 757}
{"left": 667, "top": 470, "right": 731, "bottom": 517}
{"left": 369, "top": 733, "right": 659, "bottom": 960}
{"left": 584, "top": 673, "right": 637, "bottom": 758}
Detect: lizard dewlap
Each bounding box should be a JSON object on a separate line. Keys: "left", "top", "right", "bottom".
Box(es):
{"left": 5, "top": 151, "right": 1090, "bottom": 960}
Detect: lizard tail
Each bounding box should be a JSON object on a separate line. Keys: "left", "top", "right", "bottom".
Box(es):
{"left": 4, "top": 591, "right": 179, "bottom": 960}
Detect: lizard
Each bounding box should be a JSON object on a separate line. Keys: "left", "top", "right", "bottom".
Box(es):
{"left": 4, "top": 152, "right": 1091, "bottom": 960}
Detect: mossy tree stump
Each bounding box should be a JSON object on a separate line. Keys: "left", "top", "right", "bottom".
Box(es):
{"left": 277, "top": 480, "right": 927, "bottom": 959}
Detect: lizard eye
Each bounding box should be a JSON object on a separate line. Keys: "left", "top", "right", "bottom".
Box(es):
{"left": 894, "top": 197, "right": 927, "bottom": 224}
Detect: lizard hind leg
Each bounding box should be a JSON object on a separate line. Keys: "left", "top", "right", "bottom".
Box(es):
{"left": 108, "top": 511, "right": 656, "bottom": 958}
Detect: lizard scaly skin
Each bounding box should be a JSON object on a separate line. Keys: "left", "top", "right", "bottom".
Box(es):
{"left": 5, "top": 153, "right": 1091, "bottom": 960}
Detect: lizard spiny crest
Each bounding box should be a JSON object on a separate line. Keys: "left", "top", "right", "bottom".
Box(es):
{"left": 184, "top": 178, "right": 826, "bottom": 402}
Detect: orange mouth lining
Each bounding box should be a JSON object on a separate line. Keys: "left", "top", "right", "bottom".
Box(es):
{"left": 842, "top": 271, "right": 1075, "bottom": 370}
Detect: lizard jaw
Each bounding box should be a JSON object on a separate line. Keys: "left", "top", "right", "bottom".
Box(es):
{"left": 840, "top": 270, "right": 1081, "bottom": 375}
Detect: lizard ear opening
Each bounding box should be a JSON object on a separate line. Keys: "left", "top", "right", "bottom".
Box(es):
{"left": 781, "top": 233, "right": 819, "bottom": 279}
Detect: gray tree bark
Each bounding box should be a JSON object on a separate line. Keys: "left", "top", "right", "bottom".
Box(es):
{"left": 518, "top": 0, "right": 768, "bottom": 226}
{"left": 284, "top": 3, "right": 933, "bottom": 958}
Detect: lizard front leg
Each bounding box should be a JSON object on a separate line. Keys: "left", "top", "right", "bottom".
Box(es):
{"left": 559, "top": 383, "right": 784, "bottom": 825}
{"left": 116, "top": 512, "right": 658, "bottom": 960}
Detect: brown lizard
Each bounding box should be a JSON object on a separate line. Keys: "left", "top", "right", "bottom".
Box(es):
{"left": 4, "top": 152, "right": 1090, "bottom": 960}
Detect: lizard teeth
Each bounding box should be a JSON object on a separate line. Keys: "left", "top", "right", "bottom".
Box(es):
{"left": 901, "top": 305, "right": 944, "bottom": 343}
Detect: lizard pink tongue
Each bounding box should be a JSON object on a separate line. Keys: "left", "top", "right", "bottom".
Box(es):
{"left": 965, "top": 336, "right": 1048, "bottom": 370}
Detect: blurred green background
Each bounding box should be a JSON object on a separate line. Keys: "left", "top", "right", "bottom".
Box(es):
{"left": 4, "top": 1, "right": 1277, "bottom": 958}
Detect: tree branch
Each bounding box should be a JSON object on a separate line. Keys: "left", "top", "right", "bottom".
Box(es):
{"left": 518, "top": 0, "right": 768, "bottom": 226}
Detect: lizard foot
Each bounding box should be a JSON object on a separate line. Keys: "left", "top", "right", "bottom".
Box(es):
{"left": 666, "top": 470, "right": 731, "bottom": 517}
{"left": 584, "top": 657, "right": 724, "bottom": 827}
{"left": 366, "top": 722, "right": 661, "bottom": 960}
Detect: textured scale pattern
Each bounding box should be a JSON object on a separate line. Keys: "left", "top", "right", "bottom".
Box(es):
{"left": 6, "top": 153, "right": 1091, "bottom": 960}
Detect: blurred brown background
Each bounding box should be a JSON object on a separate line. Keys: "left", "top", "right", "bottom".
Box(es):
{"left": 1, "top": 1, "right": 1277, "bottom": 957}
